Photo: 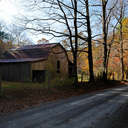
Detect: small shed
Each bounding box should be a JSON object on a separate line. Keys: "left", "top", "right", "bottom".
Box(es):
{"left": 0, "top": 43, "right": 69, "bottom": 82}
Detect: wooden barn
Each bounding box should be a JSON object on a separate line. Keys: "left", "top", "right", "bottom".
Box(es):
{"left": 0, "top": 43, "right": 70, "bottom": 82}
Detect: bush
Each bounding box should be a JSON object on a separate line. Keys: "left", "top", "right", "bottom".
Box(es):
{"left": 95, "top": 72, "right": 104, "bottom": 81}
{"left": 43, "top": 76, "right": 74, "bottom": 89}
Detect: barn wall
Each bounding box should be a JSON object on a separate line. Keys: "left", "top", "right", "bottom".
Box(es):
{"left": 0, "top": 63, "right": 31, "bottom": 82}
{"left": 0, "top": 45, "right": 69, "bottom": 82}
{"left": 31, "top": 61, "right": 47, "bottom": 82}
{"left": 46, "top": 45, "right": 69, "bottom": 77}
{"left": 31, "top": 45, "right": 69, "bottom": 81}
{"left": 31, "top": 60, "right": 46, "bottom": 71}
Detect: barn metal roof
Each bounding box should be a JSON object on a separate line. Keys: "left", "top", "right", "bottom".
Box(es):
{"left": 0, "top": 43, "right": 58, "bottom": 63}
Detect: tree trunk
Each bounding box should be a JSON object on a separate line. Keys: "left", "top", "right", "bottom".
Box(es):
{"left": 102, "top": 0, "right": 108, "bottom": 81}
{"left": 120, "top": 41, "right": 124, "bottom": 81}
{"left": 73, "top": 53, "right": 78, "bottom": 87}
{"left": 73, "top": 0, "right": 78, "bottom": 87}
{"left": 57, "top": 0, "right": 78, "bottom": 87}
{"left": 119, "top": 0, "right": 124, "bottom": 81}
{"left": 119, "top": 22, "right": 124, "bottom": 81}
{"left": 85, "top": 0, "right": 95, "bottom": 82}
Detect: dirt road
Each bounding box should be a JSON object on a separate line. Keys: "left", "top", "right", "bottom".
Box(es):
{"left": 0, "top": 85, "right": 128, "bottom": 128}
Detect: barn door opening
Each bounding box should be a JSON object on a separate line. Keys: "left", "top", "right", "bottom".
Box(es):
{"left": 32, "top": 70, "right": 46, "bottom": 82}
{"left": 57, "top": 60, "right": 60, "bottom": 73}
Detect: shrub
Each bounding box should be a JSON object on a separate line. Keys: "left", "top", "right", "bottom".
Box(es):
{"left": 95, "top": 72, "right": 104, "bottom": 81}
{"left": 43, "top": 76, "right": 74, "bottom": 89}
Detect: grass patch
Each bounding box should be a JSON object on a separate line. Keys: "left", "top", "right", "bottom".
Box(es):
{"left": 0, "top": 80, "right": 124, "bottom": 115}
{"left": 3, "top": 81, "right": 43, "bottom": 89}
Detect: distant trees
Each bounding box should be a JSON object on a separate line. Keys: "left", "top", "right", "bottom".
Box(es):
{"left": 118, "top": 0, "right": 125, "bottom": 80}
{"left": 114, "top": 0, "right": 127, "bottom": 80}
{"left": 0, "top": 31, "right": 13, "bottom": 56}
{"left": 100, "top": 0, "right": 120, "bottom": 80}
{"left": 37, "top": 38, "right": 49, "bottom": 44}
{"left": 91, "top": 0, "right": 126, "bottom": 80}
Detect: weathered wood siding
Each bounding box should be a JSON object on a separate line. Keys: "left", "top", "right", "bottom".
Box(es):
{"left": 0, "top": 44, "right": 69, "bottom": 82}
{"left": 31, "top": 60, "right": 46, "bottom": 71}
{"left": 0, "top": 63, "right": 31, "bottom": 82}
{"left": 46, "top": 45, "right": 69, "bottom": 77}
{"left": 31, "top": 45, "right": 69, "bottom": 78}
{"left": 31, "top": 61, "right": 47, "bottom": 82}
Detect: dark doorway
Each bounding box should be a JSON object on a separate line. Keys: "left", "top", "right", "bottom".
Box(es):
{"left": 57, "top": 60, "right": 60, "bottom": 73}
{"left": 68, "top": 61, "right": 74, "bottom": 77}
{"left": 32, "top": 70, "right": 46, "bottom": 82}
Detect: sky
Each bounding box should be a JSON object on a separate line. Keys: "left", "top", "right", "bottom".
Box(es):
{"left": 0, "top": 0, "right": 46, "bottom": 43}
{"left": 0, "top": 0, "right": 100, "bottom": 44}
{"left": 0, "top": 0, "right": 19, "bottom": 23}
{"left": 0, "top": 0, "right": 103, "bottom": 44}
{"left": 0, "top": 0, "right": 125, "bottom": 44}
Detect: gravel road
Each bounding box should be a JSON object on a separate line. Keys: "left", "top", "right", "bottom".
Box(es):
{"left": 0, "top": 85, "right": 128, "bottom": 128}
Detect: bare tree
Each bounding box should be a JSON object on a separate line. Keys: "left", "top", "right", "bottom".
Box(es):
{"left": 21, "top": 0, "right": 96, "bottom": 83}
{"left": 85, "top": 0, "right": 94, "bottom": 81}
{"left": 106, "top": 21, "right": 119, "bottom": 72}
{"left": 118, "top": 0, "right": 124, "bottom": 80}
{"left": 113, "top": 0, "right": 128, "bottom": 80}
{"left": 101, "top": 0, "right": 108, "bottom": 80}
{"left": 94, "top": 0, "right": 118, "bottom": 80}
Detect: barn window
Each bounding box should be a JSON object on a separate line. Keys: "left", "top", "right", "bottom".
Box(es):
{"left": 57, "top": 60, "right": 60, "bottom": 73}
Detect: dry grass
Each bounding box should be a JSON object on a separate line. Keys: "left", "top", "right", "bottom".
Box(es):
{"left": 0, "top": 80, "right": 123, "bottom": 114}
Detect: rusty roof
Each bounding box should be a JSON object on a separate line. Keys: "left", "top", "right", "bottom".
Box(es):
{"left": 0, "top": 43, "right": 58, "bottom": 63}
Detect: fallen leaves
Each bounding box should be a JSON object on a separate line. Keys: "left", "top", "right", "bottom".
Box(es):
{"left": 0, "top": 81, "right": 123, "bottom": 115}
